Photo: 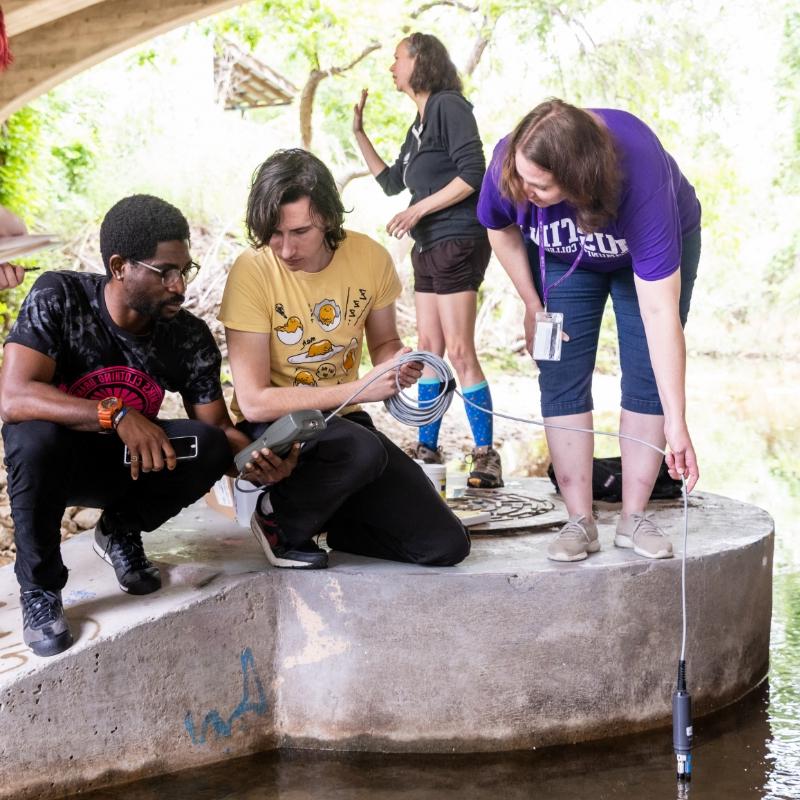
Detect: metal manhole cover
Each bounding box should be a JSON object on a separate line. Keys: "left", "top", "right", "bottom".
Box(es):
{"left": 447, "top": 487, "right": 567, "bottom": 533}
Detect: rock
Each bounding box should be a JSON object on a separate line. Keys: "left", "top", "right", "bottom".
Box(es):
{"left": 72, "top": 508, "right": 102, "bottom": 530}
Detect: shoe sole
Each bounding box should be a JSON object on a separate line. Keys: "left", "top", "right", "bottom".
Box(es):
{"left": 249, "top": 517, "right": 327, "bottom": 569}
{"left": 26, "top": 629, "right": 74, "bottom": 657}
{"left": 614, "top": 534, "right": 673, "bottom": 559}
{"left": 547, "top": 540, "right": 600, "bottom": 562}
{"left": 92, "top": 541, "right": 162, "bottom": 593}
{"left": 467, "top": 477, "right": 505, "bottom": 489}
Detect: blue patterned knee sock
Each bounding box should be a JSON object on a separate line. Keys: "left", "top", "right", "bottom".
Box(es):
{"left": 463, "top": 380, "right": 493, "bottom": 448}
{"left": 418, "top": 378, "right": 443, "bottom": 450}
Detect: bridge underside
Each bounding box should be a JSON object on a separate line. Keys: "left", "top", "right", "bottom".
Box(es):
{"left": 0, "top": 0, "right": 244, "bottom": 121}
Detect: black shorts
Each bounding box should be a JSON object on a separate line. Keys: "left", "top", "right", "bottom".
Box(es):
{"left": 411, "top": 237, "right": 491, "bottom": 294}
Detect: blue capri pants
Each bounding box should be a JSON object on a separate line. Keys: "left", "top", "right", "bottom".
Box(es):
{"left": 528, "top": 229, "right": 701, "bottom": 418}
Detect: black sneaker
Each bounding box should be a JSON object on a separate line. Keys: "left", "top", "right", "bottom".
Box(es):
{"left": 250, "top": 509, "right": 328, "bottom": 569}
{"left": 21, "top": 589, "right": 73, "bottom": 657}
{"left": 93, "top": 514, "right": 161, "bottom": 595}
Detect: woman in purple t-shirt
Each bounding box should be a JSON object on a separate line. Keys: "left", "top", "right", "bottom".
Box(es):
{"left": 477, "top": 98, "right": 701, "bottom": 563}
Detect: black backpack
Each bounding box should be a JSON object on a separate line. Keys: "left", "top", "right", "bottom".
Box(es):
{"left": 547, "top": 457, "right": 683, "bottom": 502}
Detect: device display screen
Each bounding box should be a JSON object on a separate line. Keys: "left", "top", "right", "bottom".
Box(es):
{"left": 123, "top": 435, "right": 198, "bottom": 464}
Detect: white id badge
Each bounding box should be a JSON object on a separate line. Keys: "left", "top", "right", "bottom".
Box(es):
{"left": 532, "top": 311, "right": 564, "bottom": 361}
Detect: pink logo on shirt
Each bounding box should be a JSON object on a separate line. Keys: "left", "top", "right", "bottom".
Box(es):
{"left": 64, "top": 366, "right": 164, "bottom": 418}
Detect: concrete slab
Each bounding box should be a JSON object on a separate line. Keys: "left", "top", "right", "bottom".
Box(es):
{"left": 0, "top": 480, "right": 773, "bottom": 799}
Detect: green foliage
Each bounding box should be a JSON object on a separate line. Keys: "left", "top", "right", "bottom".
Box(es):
{"left": 0, "top": 106, "right": 45, "bottom": 219}
{"left": 51, "top": 142, "right": 95, "bottom": 194}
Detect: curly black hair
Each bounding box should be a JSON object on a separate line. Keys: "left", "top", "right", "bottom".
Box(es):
{"left": 246, "top": 149, "right": 346, "bottom": 252}
{"left": 99, "top": 194, "right": 190, "bottom": 275}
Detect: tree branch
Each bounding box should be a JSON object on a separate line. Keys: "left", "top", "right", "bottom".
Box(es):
{"left": 335, "top": 168, "right": 371, "bottom": 193}
{"left": 411, "top": 0, "right": 478, "bottom": 18}
{"left": 299, "top": 42, "right": 381, "bottom": 150}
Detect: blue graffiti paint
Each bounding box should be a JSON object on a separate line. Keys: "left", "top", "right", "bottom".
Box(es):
{"left": 184, "top": 647, "right": 268, "bottom": 745}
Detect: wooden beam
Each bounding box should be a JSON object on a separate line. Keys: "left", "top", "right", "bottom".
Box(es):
{"left": 3, "top": 1, "right": 108, "bottom": 37}
{"left": 0, "top": 0, "right": 245, "bottom": 121}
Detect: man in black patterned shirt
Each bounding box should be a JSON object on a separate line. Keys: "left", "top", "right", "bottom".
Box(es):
{"left": 0, "top": 195, "right": 293, "bottom": 658}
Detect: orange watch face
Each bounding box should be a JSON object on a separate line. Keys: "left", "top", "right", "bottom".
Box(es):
{"left": 98, "top": 396, "right": 123, "bottom": 429}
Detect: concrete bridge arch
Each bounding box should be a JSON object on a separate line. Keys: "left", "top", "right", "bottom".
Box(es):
{"left": 0, "top": 0, "right": 247, "bottom": 122}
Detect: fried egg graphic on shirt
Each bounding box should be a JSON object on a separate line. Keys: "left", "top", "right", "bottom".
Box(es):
{"left": 275, "top": 315, "right": 304, "bottom": 345}
{"left": 287, "top": 339, "right": 345, "bottom": 364}
{"left": 293, "top": 369, "right": 317, "bottom": 387}
{"left": 316, "top": 362, "right": 336, "bottom": 379}
{"left": 312, "top": 299, "right": 341, "bottom": 332}
{"left": 342, "top": 337, "right": 359, "bottom": 373}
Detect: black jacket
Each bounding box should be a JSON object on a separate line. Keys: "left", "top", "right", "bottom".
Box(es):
{"left": 376, "top": 91, "right": 487, "bottom": 251}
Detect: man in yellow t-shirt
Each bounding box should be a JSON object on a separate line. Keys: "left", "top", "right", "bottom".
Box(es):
{"left": 219, "top": 149, "right": 468, "bottom": 570}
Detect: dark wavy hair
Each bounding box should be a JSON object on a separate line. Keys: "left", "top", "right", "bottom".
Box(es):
{"left": 500, "top": 99, "right": 622, "bottom": 233}
{"left": 246, "top": 149, "right": 346, "bottom": 251}
{"left": 99, "top": 194, "right": 190, "bottom": 276}
{"left": 405, "top": 33, "right": 462, "bottom": 95}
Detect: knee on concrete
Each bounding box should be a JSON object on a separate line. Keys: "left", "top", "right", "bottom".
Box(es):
{"left": 415, "top": 522, "right": 471, "bottom": 567}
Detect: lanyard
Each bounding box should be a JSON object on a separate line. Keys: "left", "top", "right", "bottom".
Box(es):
{"left": 537, "top": 208, "right": 584, "bottom": 308}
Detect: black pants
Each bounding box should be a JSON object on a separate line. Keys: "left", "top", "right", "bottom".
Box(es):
{"left": 238, "top": 412, "right": 470, "bottom": 566}
{"left": 3, "top": 419, "right": 232, "bottom": 592}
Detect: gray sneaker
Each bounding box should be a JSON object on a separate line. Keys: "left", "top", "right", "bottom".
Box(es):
{"left": 546, "top": 514, "right": 600, "bottom": 562}
{"left": 615, "top": 513, "right": 673, "bottom": 559}
{"left": 409, "top": 442, "right": 444, "bottom": 464}
{"left": 21, "top": 589, "right": 73, "bottom": 657}
{"left": 467, "top": 445, "right": 504, "bottom": 489}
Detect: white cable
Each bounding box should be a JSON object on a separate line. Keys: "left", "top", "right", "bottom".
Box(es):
{"left": 680, "top": 476, "right": 689, "bottom": 662}
{"left": 324, "top": 349, "right": 689, "bottom": 665}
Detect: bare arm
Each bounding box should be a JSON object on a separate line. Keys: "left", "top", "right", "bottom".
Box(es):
{"left": 225, "top": 327, "right": 412, "bottom": 423}
{"left": 353, "top": 89, "right": 390, "bottom": 177}
{"left": 364, "top": 304, "right": 422, "bottom": 387}
{"left": 386, "top": 177, "right": 475, "bottom": 239}
{"left": 634, "top": 270, "right": 699, "bottom": 490}
{"left": 0, "top": 343, "right": 104, "bottom": 430}
{"left": 487, "top": 225, "right": 544, "bottom": 354}
{"left": 0, "top": 342, "right": 175, "bottom": 478}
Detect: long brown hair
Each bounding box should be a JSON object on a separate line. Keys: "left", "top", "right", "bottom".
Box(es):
{"left": 405, "top": 33, "right": 462, "bottom": 95}
{"left": 500, "top": 99, "right": 621, "bottom": 232}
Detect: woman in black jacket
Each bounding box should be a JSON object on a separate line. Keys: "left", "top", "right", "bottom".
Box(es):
{"left": 353, "top": 32, "right": 502, "bottom": 489}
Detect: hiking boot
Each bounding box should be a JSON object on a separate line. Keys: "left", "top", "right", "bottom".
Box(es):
{"left": 408, "top": 442, "right": 444, "bottom": 464}
{"left": 250, "top": 509, "right": 328, "bottom": 569}
{"left": 467, "top": 445, "right": 504, "bottom": 489}
{"left": 93, "top": 514, "right": 161, "bottom": 595}
{"left": 21, "top": 589, "right": 73, "bottom": 657}
{"left": 546, "top": 514, "right": 600, "bottom": 562}
{"left": 615, "top": 513, "right": 673, "bottom": 559}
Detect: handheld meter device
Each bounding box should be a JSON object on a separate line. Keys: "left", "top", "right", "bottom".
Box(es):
{"left": 234, "top": 410, "right": 326, "bottom": 473}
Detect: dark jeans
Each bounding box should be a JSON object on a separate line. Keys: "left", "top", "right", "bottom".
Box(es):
{"left": 528, "top": 229, "right": 701, "bottom": 416}
{"left": 3, "top": 418, "right": 232, "bottom": 592}
{"left": 238, "top": 411, "right": 470, "bottom": 566}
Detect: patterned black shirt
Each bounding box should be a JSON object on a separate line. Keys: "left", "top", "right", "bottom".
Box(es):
{"left": 5, "top": 271, "right": 222, "bottom": 416}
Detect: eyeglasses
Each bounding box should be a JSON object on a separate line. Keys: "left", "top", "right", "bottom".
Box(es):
{"left": 129, "top": 259, "right": 200, "bottom": 286}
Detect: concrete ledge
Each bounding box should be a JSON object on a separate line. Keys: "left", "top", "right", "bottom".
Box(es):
{"left": 0, "top": 479, "right": 774, "bottom": 799}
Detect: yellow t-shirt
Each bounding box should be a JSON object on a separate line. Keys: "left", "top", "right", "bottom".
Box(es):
{"left": 219, "top": 230, "right": 402, "bottom": 420}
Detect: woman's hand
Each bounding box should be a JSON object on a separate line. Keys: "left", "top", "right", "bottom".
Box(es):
{"left": 353, "top": 88, "right": 368, "bottom": 135}
{"left": 664, "top": 419, "right": 699, "bottom": 492}
{"left": 386, "top": 204, "right": 425, "bottom": 238}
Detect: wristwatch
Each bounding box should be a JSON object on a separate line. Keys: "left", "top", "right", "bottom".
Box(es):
{"left": 97, "top": 396, "right": 124, "bottom": 430}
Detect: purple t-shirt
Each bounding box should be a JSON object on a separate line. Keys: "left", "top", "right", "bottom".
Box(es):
{"left": 477, "top": 109, "right": 701, "bottom": 280}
